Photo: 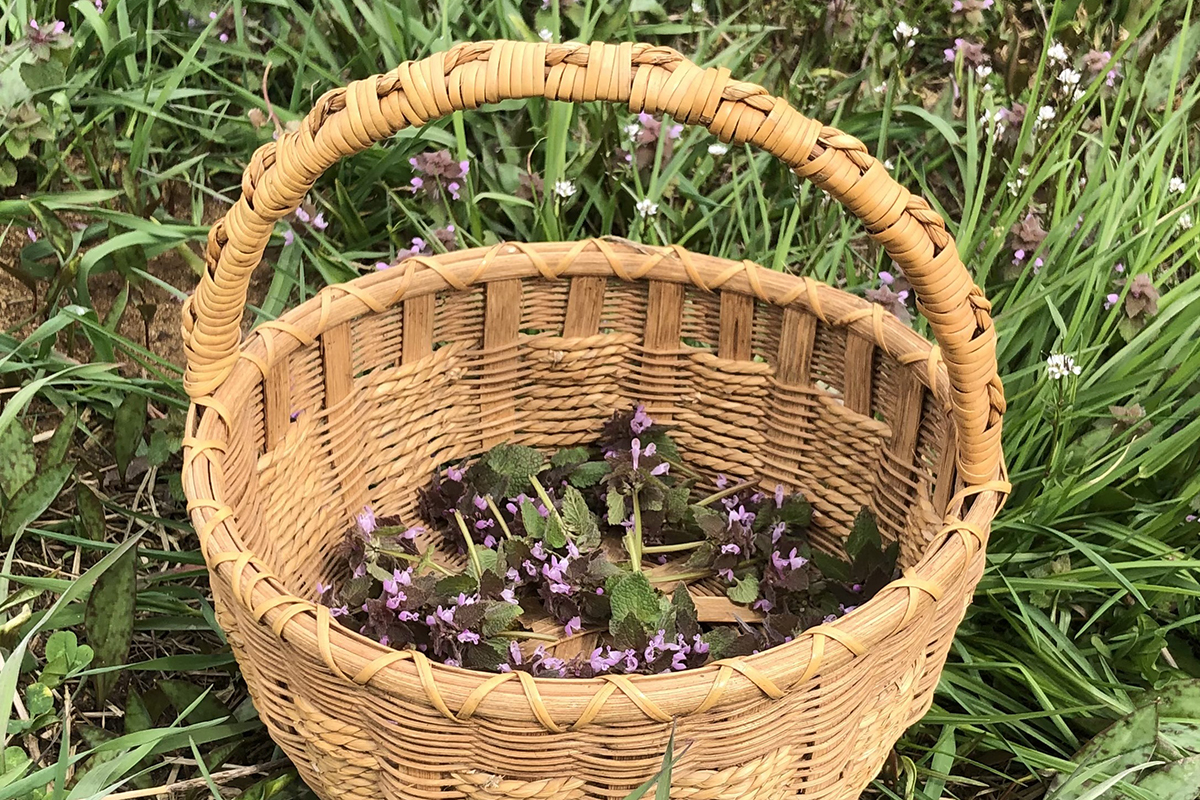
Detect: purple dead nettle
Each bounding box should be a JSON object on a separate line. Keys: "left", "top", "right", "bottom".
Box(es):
{"left": 410, "top": 151, "right": 470, "bottom": 200}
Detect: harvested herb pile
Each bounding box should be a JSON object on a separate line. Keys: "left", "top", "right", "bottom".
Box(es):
{"left": 320, "top": 406, "right": 898, "bottom": 676}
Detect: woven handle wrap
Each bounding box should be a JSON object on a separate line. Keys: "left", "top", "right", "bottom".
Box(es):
{"left": 183, "top": 39, "right": 1004, "bottom": 485}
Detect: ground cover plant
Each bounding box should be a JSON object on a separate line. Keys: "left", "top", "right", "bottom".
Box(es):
{"left": 2, "top": 0, "right": 1200, "bottom": 797}
{"left": 319, "top": 406, "right": 892, "bottom": 676}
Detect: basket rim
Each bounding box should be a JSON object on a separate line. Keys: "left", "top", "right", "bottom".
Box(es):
{"left": 184, "top": 239, "right": 1008, "bottom": 731}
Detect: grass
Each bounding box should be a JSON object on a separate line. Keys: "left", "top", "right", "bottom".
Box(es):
{"left": 2, "top": 0, "right": 1200, "bottom": 797}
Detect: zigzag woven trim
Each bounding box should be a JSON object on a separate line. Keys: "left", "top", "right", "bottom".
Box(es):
{"left": 181, "top": 483, "right": 1007, "bottom": 731}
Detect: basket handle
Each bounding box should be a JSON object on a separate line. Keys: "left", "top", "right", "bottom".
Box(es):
{"left": 183, "top": 40, "right": 1004, "bottom": 486}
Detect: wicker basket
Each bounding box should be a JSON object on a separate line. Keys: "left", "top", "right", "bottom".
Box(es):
{"left": 181, "top": 40, "right": 1008, "bottom": 800}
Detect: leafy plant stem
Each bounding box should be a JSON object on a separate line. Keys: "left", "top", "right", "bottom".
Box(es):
{"left": 377, "top": 547, "right": 454, "bottom": 577}
{"left": 453, "top": 510, "right": 484, "bottom": 578}
{"left": 694, "top": 479, "right": 758, "bottom": 508}
{"left": 528, "top": 474, "right": 570, "bottom": 540}
{"left": 642, "top": 540, "right": 706, "bottom": 553}
{"left": 484, "top": 495, "right": 514, "bottom": 539}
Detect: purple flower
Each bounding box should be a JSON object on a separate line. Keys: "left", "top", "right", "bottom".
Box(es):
{"left": 753, "top": 598, "right": 773, "bottom": 612}
{"left": 448, "top": 182, "right": 461, "bottom": 200}
{"left": 630, "top": 438, "right": 642, "bottom": 470}
{"left": 564, "top": 615, "right": 581, "bottom": 636}
{"left": 506, "top": 567, "right": 520, "bottom": 582}
{"left": 316, "top": 582, "right": 331, "bottom": 595}
{"left": 447, "top": 465, "right": 464, "bottom": 481}
{"left": 727, "top": 505, "right": 755, "bottom": 528}
{"left": 436, "top": 606, "right": 456, "bottom": 624}
{"left": 851, "top": 583, "right": 862, "bottom": 593}
{"left": 375, "top": 261, "right": 390, "bottom": 271}
{"left": 839, "top": 604, "right": 858, "bottom": 614}
{"left": 401, "top": 526, "right": 421, "bottom": 541}
{"left": 501, "top": 588, "right": 518, "bottom": 604}
{"left": 352, "top": 563, "right": 366, "bottom": 579}
{"left": 718, "top": 568, "right": 735, "bottom": 582}
{"left": 720, "top": 543, "right": 741, "bottom": 555}
{"left": 630, "top": 404, "right": 653, "bottom": 433}
{"left": 715, "top": 474, "right": 729, "bottom": 490}
{"left": 772, "top": 548, "right": 808, "bottom": 571}
{"left": 26, "top": 228, "right": 37, "bottom": 243}
{"left": 483, "top": 534, "right": 497, "bottom": 548}
{"left": 330, "top": 605, "right": 350, "bottom": 617}
{"left": 356, "top": 506, "right": 377, "bottom": 535}
{"left": 650, "top": 462, "right": 670, "bottom": 476}
{"left": 398, "top": 610, "right": 419, "bottom": 622}
{"left": 473, "top": 494, "right": 488, "bottom": 510}
{"left": 457, "top": 630, "right": 480, "bottom": 644}
{"left": 771, "top": 521, "right": 786, "bottom": 543}
{"left": 282, "top": 229, "right": 294, "bottom": 246}
{"left": 531, "top": 541, "right": 548, "bottom": 560}
{"left": 1104, "top": 293, "right": 1120, "bottom": 310}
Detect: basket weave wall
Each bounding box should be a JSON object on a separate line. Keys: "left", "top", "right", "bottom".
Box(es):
{"left": 181, "top": 40, "right": 1008, "bottom": 800}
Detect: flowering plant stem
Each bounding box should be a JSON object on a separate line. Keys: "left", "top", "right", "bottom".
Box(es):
{"left": 647, "top": 569, "right": 712, "bottom": 584}
{"left": 642, "top": 540, "right": 706, "bottom": 553}
{"left": 694, "top": 479, "right": 758, "bottom": 507}
{"left": 376, "top": 545, "right": 455, "bottom": 577}
{"left": 528, "top": 473, "right": 571, "bottom": 542}
{"left": 494, "top": 630, "right": 560, "bottom": 642}
{"left": 484, "top": 494, "right": 514, "bottom": 539}
{"left": 625, "top": 488, "right": 645, "bottom": 571}
{"left": 453, "top": 510, "right": 484, "bottom": 578}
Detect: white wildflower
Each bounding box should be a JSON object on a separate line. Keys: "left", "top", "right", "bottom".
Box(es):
{"left": 623, "top": 123, "right": 641, "bottom": 139}
{"left": 893, "top": 21, "right": 918, "bottom": 48}
{"left": 874, "top": 82, "right": 888, "bottom": 94}
{"left": 883, "top": 158, "right": 894, "bottom": 171}
{"left": 635, "top": 198, "right": 659, "bottom": 218}
{"left": 1046, "top": 353, "right": 1082, "bottom": 381}
{"left": 1179, "top": 212, "right": 1194, "bottom": 231}
{"left": 707, "top": 143, "right": 728, "bottom": 156}
{"left": 691, "top": 0, "right": 704, "bottom": 11}
{"left": 1058, "top": 67, "right": 1081, "bottom": 87}
{"left": 539, "top": 28, "right": 552, "bottom": 42}
{"left": 1007, "top": 166, "right": 1029, "bottom": 197}
{"left": 1047, "top": 41, "right": 1069, "bottom": 63}
{"left": 1072, "top": 87, "right": 1086, "bottom": 102}
{"left": 975, "top": 64, "right": 993, "bottom": 79}
{"left": 553, "top": 180, "right": 576, "bottom": 198}
{"left": 1168, "top": 176, "right": 1187, "bottom": 195}
{"left": 1038, "top": 105, "right": 1056, "bottom": 122}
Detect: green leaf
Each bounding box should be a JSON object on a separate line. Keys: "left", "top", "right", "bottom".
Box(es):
{"left": 726, "top": 573, "right": 760, "bottom": 605}
{"left": 562, "top": 486, "right": 600, "bottom": 549}
{"left": 124, "top": 688, "right": 153, "bottom": 734}
{"left": 76, "top": 483, "right": 106, "bottom": 541}
{"left": 1143, "top": 21, "right": 1200, "bottom": 109}
{"left": 569, "top": 461, "right": 611, "bottom": 488}
{"left": 607, "top": 488, "right": 627, "bottom": 526}
{"left": 112, "top": 393, "right": 147, "bottom": 480}
{"left": 44, "top": 408, "right": 77, "bottom": 466}
{"left": 158, "top": 679, "right": 230, "bottom": 724}
{"left": 468, "top": 547, "right": 499, "bottom": 580}
{"left": 1050, "top": 703, "right": 1159, "bottom": 797}
{"left": 484, "top": 443, "right": 544, "bottom": 479}
{"left": 0, "top": 161, "right": 17, "bottom": 188}
{"left": 0, "top": 746, "right": 32, "bottom": 790}
{"left": 23, "top": 683, "right": 54, "bottom": 718}
{"left": 482, "top": 602, "right": 523, "bottom": 637}
{"left": 543, "top": 515, "right": 567, "bottom": 549}
{"left": 520, "top": 499, "right": 546, "bottom": 539}
{"left": 701, "top": 627, "right": 737, "bottom": 660}
{"left": 608, "top": 571, "right": 661, "bottom": 626}
{"left": 812, "top": 550, "right": 851, "bottom": 582}
{"left": 19, "top": 58, "right": 66, "bottom": 93}
{"left": 1134, "top": 755, "right": 1200, "bottom": 799}
{"left": 550, "top": 446, "right": 591, "bottom": 468}
{"left": 1, "top": 461, "right": 73, "bottom": 541}
{"left": 1154, "top": 680, "right": 1200, "bottom": 753}
{"left": 845, "top": 507, "right": 881, "bottom": 561}
{"left": 0, "top": 418, "right": 37, "bottom": 499}
{"left": 42, "top": 630, "right": 94, "bottom": 687}
{"left": 84, "top": 538, "right": 137, "bottom": 705}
